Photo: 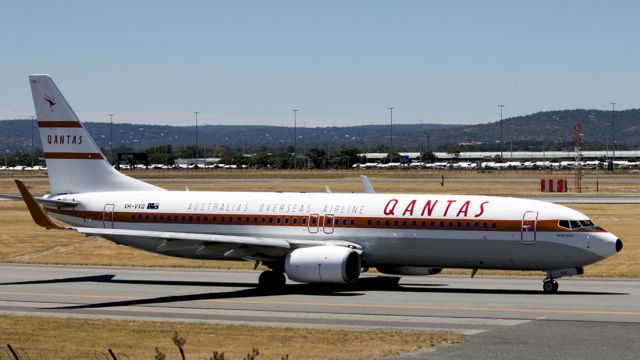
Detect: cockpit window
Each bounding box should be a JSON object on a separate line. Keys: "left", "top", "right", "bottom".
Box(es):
{"left": 559, "top": 219, "right": 601, "bottom": 230}
{"left": 580, "top": 220, "right": 594, "bottom": 227}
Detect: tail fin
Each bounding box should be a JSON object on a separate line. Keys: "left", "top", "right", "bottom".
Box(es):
{"left": 29, "top": 74, "right": 163, "bottom": 194}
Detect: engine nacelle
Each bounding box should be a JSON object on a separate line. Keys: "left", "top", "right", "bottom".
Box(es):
{"left": 376, "top": 265, "right": 443, "bottom": 276}
{"left": 285, "top": 246, "right": 361, "bottom": 283}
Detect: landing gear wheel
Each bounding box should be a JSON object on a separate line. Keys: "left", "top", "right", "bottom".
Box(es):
{"left": 543, "top": 279, "right": 559, "bottom": 293}
{"left": 258, "top": 271, "right": 286, "bottom": 291}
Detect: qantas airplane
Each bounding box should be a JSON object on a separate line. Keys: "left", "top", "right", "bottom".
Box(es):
{"left": 9, "top": 75, "right": 623, "bottom": 293}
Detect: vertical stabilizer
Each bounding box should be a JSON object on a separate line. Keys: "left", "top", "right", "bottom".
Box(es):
{"left": 29, "top": 75, "right": 163, "bottom": 194}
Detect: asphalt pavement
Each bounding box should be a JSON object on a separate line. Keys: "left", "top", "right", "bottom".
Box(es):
{"left": 0, "top": 265, "right": 638, "bottom": 359}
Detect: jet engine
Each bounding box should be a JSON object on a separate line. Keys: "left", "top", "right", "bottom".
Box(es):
{"left": 376, "top": 265, "right": 442, "bottom": 276}
{"left": 284, "top": 246, "right": 361, "bottom": 283}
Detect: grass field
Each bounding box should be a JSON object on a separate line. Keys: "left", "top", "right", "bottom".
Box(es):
{"left": 0, "top": 314, "right": 461, "bottom": 359}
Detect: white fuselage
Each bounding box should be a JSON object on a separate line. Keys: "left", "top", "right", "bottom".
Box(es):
{"left": 46, "top": 191, "right": 619, "bottom": 271}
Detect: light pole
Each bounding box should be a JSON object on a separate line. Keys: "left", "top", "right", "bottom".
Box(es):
{"left": 419, "top": 119, "right": 423, "bottom": 165}
{"left": 292, "top": 109, "right": 298, "bottom": 169}
{"left": 194, "top": 112, "right": 199, "bottom": 168}
{"left": 108, "top": 114, "right": 114, "bottom": 164}
{"left": 30, "top": 116, "right": 35, "bottom": 167}
{"left": 388, "top": 107, "right": 394, "bottom": 157}
{"left": 499, "top": 105, "right": 504, "bottom": 161}
{"left": 611, "top": 102, "right": 616, "bottom": 162}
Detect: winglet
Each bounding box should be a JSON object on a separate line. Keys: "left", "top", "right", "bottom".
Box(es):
{"left": 15, "top": 179, "right": 64, "bottom": 229}
{"left": 360, "top": 175, "right": 375, "bottom": 193}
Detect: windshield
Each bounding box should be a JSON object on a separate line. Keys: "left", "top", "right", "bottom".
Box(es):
{"left": 559, "top": 219, "right": 602, "bottom": 230}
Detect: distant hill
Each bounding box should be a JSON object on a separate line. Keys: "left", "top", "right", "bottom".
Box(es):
{"left": 1, "top": 109, "right": 639, "bottom": 153}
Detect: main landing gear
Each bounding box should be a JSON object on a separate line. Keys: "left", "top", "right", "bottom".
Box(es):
{"left": 258, "top": 270, "right": 286, "bottom": 290}
{"left": 542, "top": 278, "right": 559, "bottom": 293}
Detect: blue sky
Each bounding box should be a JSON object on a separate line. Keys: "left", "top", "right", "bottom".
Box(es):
{"left": 1, "top": 0, "right": 638, "bottom": 126}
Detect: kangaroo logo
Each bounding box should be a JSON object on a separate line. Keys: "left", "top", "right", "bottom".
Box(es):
{"left": 43, "top": 95, "right": 56, "bottom": 112}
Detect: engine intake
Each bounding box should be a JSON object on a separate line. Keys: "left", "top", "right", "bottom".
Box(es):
{"left": 285, "top": 246, "right": 361, "bottom": 283}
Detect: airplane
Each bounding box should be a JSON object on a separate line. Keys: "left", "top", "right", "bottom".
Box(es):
{"left": 7, "top": 75, "right": 623, "bottom": 293}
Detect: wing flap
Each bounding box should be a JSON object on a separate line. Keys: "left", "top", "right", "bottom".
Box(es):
{"left": 74, "top": 227, "right": 292, "bottom": 249}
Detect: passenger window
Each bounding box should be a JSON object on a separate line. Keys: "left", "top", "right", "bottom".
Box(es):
{"left": 376, "top": 219, "right": 381, "bottom": 226}
{"left": 268, "top": 217, "right": 273, "bottom": 224}
{"left": 284, "top": 217, "right": 289, "bottom": 224}
{"left": 131, "top": 214, "right": 136, "bottom": 221}
{"left": 385, "top": 220, "right": 390, "bottom": 227}
{"left": 276, "top": 217, "right": 281, "bottom": 224}
{"left": 343, "top": 219, "right": 347, "bottom": 226}
{"left": 293, "top": 217, "right": 298, "bottom": 225}
{"left": 350, "top": 219, "right": 355, "bottom": 226}
{"left": 402, "top": 220, "right": 407, "bottom": 227}
{"left": 367, "top": 219, "right": 372, "bottom": 226}
{"left": 302, "top": 218, "right": 307, "bottom": 225}
{"left": 492, "top": 222, "right": 497, "bottom": 230}
{"left": 412, "top": 220, "right": 417, "bottom": 228}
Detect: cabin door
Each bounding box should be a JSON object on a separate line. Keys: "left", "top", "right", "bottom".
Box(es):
{"left": 323, "top": 214, "right": 335, "bottom": 234}
{"left": 103, "top": 204, "right": 115, "bottom": 229}
{"left": 521, "top": 211, "right": 538, "bottom": 245}
{"left": 308, "top": 214, "right": 319, "bottom": 233}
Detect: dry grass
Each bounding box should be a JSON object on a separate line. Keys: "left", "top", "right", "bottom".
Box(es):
{"left": 0, "top": 314, "right": 461, "bottom": 360}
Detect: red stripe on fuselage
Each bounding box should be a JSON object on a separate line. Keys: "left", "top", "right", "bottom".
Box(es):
{"left": 45, "top": 208, "right": 607, "bottom": 233}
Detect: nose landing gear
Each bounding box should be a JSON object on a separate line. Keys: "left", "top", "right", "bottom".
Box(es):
{"left": 542, "top": 267, "right": 583, "bottom": 293}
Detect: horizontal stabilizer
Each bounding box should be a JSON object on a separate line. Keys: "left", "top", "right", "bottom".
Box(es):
{"left": 14, "top": 179, "right": 66, "bottom": 229}
{"left": 0, "top": 193, "right": 78, "bottom": 207}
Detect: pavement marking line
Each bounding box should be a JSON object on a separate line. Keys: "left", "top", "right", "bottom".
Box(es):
{"left": 202, "top": 299, "right": 640, "bottom": 317}
{"left": 0, "top": 290, "right": 138, "bottom": 301}
{"left": 0, "top": 290, "right": 639, "bottom": 317}
{"left": 0, "top": 309, "right": 486, "bottom": 335}
{"left": 536, "top": 316, "right": 546, "bottom": 320}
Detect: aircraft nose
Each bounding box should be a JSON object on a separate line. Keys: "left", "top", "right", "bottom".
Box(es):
{"left": 616, "top": 239, "right": 623, "bottom": 253}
